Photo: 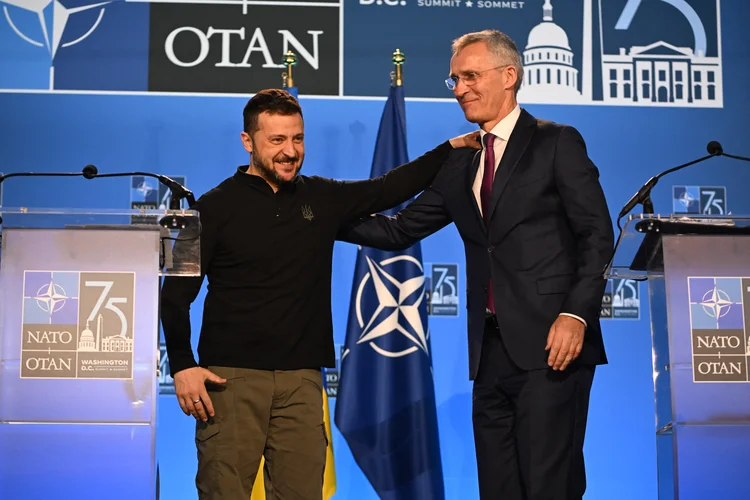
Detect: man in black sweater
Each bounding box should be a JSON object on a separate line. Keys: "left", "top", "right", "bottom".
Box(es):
{"left": 159, "top": 88, "right": 479, "bottom": 499}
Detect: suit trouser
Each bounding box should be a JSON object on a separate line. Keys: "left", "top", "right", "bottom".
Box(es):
{"left": 473, "top": 317, "right": 595, "bottom": 500}
{"left": 194, "top": 366, "right": 327, "bottom": 500}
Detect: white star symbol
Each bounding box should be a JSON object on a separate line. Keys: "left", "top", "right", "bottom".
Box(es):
{"left": 700, "top": 286, "right": 733, "bottom": 319}
{"left": 356, "top": 256, "right": 429, "bottom": 356}
{"left": 678, "top": 190, "right": 696, "bottom": 209}
{"left": 34, "top": 280, "right": 69, "bottom": 321}
{"left": 465, "top": 0, "right": 473, "bottom": 6}
{"left": 2, "top": 0, "right": 112, "bottom": 58}
{"left": 137, "top": 179, "right": 156, "bottom": 197}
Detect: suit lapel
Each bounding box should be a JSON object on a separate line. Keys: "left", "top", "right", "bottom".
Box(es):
{"left": 466, "top": 149, "right": 485, "bottom": 231}
{"left": 486, "top": 110, "right": 536, "bottom": 222}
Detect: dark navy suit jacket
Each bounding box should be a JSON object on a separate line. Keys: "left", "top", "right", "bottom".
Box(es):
{"left": 339, "top": 108, "right": 615, "bottom": 380}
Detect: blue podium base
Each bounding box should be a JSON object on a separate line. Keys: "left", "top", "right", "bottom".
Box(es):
{"left": 657, "top": 423, "right": 750, "bottom": 500}
{"left": 0, "top": 422, "right": 156, "bottom": 500}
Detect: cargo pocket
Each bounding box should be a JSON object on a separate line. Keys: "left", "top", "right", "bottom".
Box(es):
{"left": 195, "top": 418, "right": 221, "bottom": 443}
{"left": 195, "top": 418, "right": 223, "bottom": 493}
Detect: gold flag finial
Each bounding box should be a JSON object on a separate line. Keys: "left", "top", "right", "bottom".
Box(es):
{"left": 281, "top": 50, "right": 297, "bottom": 88}
{"left": 391, "top": 48, "right": 406, "bottom": 87}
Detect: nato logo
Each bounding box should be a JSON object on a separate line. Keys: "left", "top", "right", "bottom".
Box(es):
{"left": 688, "top": 277, "right": 750, "bottom": 383}
{"left": 348, "top": 254, "right": 430, "bottom": 360}
{"left": 601, "top": 278, "right": 640, "bottom": 319}
{"left": 130, "top": 174, "right": 186, "bottom": 224}
{"left": 425, "top": 263, "right": 459, "bottom": 317}
{"left": 0, "top": 0, "right": 339, "bottom": 95}
{"left": 21, "top": 270, "right": 135, "bottom": 379}
{"left": 673, "top": 185, "right": 727, "bottom": 214}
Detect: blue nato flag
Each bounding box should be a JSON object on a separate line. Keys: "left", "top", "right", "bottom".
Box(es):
{"left": 334, "top": 82, "right": 445, "bottom": 500}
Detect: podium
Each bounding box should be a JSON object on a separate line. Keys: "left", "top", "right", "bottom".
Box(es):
{"left": 606, "top": 214, "right": 750, "bottom": 500}
{"left": 0, "top": 207, "right": 200, "bottom": 500}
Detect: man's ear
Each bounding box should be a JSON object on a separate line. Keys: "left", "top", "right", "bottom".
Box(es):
{"left": 241, "top": 131, "right": 253, "bottom": 154}
{"left": 504, "top": 66, "right": 518, "bottom": 93}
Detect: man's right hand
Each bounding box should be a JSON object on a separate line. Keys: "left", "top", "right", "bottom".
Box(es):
{"left": 173, "top": 367, "right": 227, "bottom": 422}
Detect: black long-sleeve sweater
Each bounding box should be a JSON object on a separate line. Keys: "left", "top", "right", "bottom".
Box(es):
{"left": 159, "top": 141, "right": 453, "bottom": 375}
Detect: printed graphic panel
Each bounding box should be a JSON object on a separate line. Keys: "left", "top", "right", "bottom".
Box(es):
{"left": 601, "top": 278, "right": 640, "bottom": 319}
{"left": 21, "top": 270, "right": 136, "bottom": 380}
{"left": 0, "top": 0, "right": 722, "bottom": 106}
{"left": 147, "top": 2, "right": 340, "bottom": 95}
{"left": 688, "top": 277, "right": 750, "bottom": 383}
{"left": 344, "top": 0, "right": 723, "bottom": 106}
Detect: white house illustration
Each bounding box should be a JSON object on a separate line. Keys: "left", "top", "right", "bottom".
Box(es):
{"left": 518, "top": 0, "right": 723, "bottom": 107}
{"left": 601, "top": 41, "right": 721, "bottom": 106}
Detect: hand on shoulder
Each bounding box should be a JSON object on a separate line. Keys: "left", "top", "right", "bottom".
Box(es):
{"left": 449, "top": 130, "right": 481, "bottom": 150}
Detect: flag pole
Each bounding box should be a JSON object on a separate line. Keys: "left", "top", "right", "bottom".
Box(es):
{"left": 282, "top": 50, "right": 297, "bottom": 89}
{"left": 391, "top": 48, "right": 405, "bottom": 87}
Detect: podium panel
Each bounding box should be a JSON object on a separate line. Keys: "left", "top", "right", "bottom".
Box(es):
{"left": 0, "top": 208, "right": 199, "bottom": 500}
{"left": 608, "top": 215, "right": 750, "bottom": 500}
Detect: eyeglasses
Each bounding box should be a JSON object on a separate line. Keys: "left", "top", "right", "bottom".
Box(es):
{"left": 445, "top": 65, "right": 509, "bottom": 91}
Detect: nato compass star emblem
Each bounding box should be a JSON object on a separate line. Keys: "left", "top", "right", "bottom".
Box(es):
{"left": 2, "top": 0, "right": 117, "bottom": 87}
{"left": 34, "top": 278, "right": 69, "bottom": 322}
{"left": 2, "top": 0, "right": 114, "bottom": 58}
{"left": 349, "top": 254, "right": 430, "bottom": 359}
{"left": 699, "top": 286, "right": 733, "bottom": 319}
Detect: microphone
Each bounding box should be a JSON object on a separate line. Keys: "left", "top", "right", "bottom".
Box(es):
{"left": 707, "top": 141, "right": 722, "bottom": 155}
{"left": 83, "top": 167, "right": 196, "bottom": 228}
{"left": 82, "top": 164, "right": 98, "bottom": 179}
{"left": 617, "top": 140, "right": 724, "bottom": 223}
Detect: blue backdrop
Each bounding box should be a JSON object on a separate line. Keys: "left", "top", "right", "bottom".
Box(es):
{"left": 1, "top": 0, "right": 749, "bottom": 498}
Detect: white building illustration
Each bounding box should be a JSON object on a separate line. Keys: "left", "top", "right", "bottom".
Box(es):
{"left": 602, "top": 42, "right": 721, "bottom": 106}
{"left": 518, "top": 0, "right": 585, "bottom": 103}
{"left": 78, "top": 313, "right": 133, "bottom": 353}
{"left": 518, "top": 0, "right": 723, "bottom": 107}
{"left": 78, "top": 316, "right": 102, "bottom": 352}
{"left": 101, "top": 335, "right": 133, "bottom": 353}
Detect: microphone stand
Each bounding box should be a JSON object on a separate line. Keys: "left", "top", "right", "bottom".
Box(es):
{"left": 607, "top": 141, "right": 749, "bottom": 280}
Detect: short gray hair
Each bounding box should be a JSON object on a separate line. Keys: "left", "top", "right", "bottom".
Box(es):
{"left": 451, "top": 30, "right": 524, "bottom": 94}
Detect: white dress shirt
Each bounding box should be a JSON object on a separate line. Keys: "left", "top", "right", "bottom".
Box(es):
{"left": 474, "top": 105, "right": 587, "bottom": 328}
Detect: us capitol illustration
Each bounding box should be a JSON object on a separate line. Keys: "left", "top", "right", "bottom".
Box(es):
{"left": 517, "top": 0, "right": 722, "bottom": 107}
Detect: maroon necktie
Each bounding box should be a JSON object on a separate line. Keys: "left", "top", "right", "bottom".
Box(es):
{"left": 482, "top": 133, "right": 496, "bottom": 314}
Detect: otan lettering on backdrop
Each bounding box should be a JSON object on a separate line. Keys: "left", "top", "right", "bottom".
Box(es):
{"left": 0, "top": 0, "right": 339, "bottom": 95}
{"left": 0, "top": 0, "right": 722, "bottom": 105}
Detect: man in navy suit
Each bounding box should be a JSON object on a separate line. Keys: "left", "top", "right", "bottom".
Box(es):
{"left": 338, "top": 30, "right": 614, "bottom": 500}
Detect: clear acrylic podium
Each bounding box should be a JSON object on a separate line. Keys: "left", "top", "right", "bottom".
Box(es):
{"left": 0, "top": 207, "right": 200, "bottom": 500}
{"left": 606, "top": 214, "right": 750, "bottom": 500}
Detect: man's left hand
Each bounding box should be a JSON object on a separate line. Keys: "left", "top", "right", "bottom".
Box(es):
{"left": 545, "top": 315, "right": 585, "bottom": 371}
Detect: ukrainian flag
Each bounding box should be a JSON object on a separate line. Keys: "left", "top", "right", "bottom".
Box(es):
{"left": 250, "top": 368, "right": 337, "bottom": 499}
